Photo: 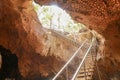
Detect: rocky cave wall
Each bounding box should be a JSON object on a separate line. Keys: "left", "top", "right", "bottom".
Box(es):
{"left": 0, "top": 0, "right": 46, "bottom": 78}
{"left": 0, "top": 0, "right": 120, "bottom": 79}
{"left": 0, "top": 0, "right": 81, "bottom": 79}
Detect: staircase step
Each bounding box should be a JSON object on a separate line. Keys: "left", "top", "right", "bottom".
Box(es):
{"left": 80, "top": 68, "right": 94, "bottom": 72}
{"left": 84, "top": 62, "right": 95, "bottom": 66}
{"left": 76, "top": 76, "right": 92, "bottom": 80}
{"left": 79, "top": 68, "right": 94, "bottom": 73}
{"left": 80, "top": 65, "right": 94, "bottom": 69}
{"left": 86, "top": 56, "right": 95, "bottom": 58}
{"left": 78, "top": 72, "right": 93, "bottom": 76}
{"left": 76, "top": 58, "right": 95, "bottom": 80}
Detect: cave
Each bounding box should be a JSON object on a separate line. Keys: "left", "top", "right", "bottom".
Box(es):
{"left": 0, "top": 45, "right": 21, "bottom": 80}
{"left": 0, "top": 0, "right": 120, "bottom": 80}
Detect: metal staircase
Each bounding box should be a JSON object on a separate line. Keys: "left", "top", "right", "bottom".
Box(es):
{"left": 76, "top": 52, "right": 96, "bottom": 80}
{"left": 31, "top": 14, "right": 101, "bottom": 80}
{"left": 49, "top": 29, "right": 101, "bottom": 80}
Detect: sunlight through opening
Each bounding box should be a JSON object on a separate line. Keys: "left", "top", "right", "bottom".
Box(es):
{"left": 33, "top": 1, "right": 86, "bottom": 33}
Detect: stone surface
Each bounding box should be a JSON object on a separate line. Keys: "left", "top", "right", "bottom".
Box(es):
{"left": 0, "top": 0, "right": 80, "bottom": 79}
{"left": 0, "top": 0, "right": 45, "bottom": 78}
{"left": 0, "top": 0, "right": 120, "bottom": 79}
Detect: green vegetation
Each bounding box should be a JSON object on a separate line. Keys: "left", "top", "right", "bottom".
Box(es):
{"left": 33, "top": 1, "right": 86, "bottom": 33}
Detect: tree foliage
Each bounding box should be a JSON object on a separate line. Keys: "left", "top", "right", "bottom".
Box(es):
{"left": 33, "top": 2, "right": 86, "bottom": 33}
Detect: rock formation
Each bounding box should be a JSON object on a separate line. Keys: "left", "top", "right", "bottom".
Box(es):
{"left": 0, "top": 0, "right": 81, "bottom": 79}
{"left": 0, "top": 0, "right": 120, "bottom": 79}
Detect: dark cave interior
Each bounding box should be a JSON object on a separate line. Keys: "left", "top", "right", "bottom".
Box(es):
{"left": 0, "top": 45, "right": 21, "bottom": 80}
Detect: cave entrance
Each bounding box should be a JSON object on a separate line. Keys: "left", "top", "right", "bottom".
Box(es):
{"left": 0, "top": 45, "right": 21, "bottom": 80}
{"left": 32, "top": 1, "right": 90, "bottom": 43}
{"left": 33, "top": 1, "right": 87, "bottom": 34}
{"left": 32, "top": 1, "right": 104, "bottom": 80}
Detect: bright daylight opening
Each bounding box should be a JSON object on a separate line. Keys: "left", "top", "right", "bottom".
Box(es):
{"left": 32, "top": 1, "right": 87, "bottom": 33}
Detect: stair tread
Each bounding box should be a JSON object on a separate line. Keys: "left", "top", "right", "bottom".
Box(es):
{"left": 79, "top": 69, "right": 94, "bottom": 73}
{"left": 75, "top": 54, "right": 96, "bottom": 80}
{"left": 80, "top": 66, "right": 94, "bottom": 69}
{"left": 78, "top": 72, "right": 93, "bottom": 76}
{"left": 76, "top": 76, "right": 92, "bottom": 80}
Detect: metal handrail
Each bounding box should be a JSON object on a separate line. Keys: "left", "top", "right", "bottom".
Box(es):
{"left": 52, "top": 39, "right": 87, "bottom": 80}
{"left": 91, "top": 41, "right": 102, "bottom": 80}
{"left": 71, "top": 38, "right": 95, "bottom": 80}
{"left": 50, "top": 29, "right": 80, "bottom": 46}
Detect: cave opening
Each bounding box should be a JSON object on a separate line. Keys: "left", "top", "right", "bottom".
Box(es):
{"left": 31, "top": 1, "right": 106, "bottom": 80}
{"left": 0, "top": 45, "right": 22, "bottom": 80}
{"left": 32, "top": 1, "right": 87, "bottom": 34}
